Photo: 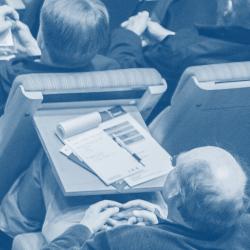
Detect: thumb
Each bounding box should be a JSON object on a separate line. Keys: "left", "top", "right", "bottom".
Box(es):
{"left": 12, "top": 20, "right": 30, "bottom": 33}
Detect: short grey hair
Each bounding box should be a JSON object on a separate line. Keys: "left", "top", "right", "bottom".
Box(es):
{"left": 176, "top": 147, "right": 247, "bottom": 234}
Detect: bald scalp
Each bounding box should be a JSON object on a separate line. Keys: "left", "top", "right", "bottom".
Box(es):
{"left": 175, "top": 146, "right": 247, "bottom": 234}
{"left": 178, "top": 146, "right": 246, "bottom": 199}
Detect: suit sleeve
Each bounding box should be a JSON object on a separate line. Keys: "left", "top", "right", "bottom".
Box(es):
{"left": 0, "top": 60, "right": 14, "bottom": 113}
{"left": 41, "top": 225, "right": 92, "bottom": 250}
{"left": 41, "top": 225, "right": 112, "bottom": 250}
{"left": 142, "top": 27, "right": 211, "bottom": 81}
{"left": 108, "top": 28, "right": 145, "bottom": 68}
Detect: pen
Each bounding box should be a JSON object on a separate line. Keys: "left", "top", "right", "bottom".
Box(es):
{"left": 112, "top": 135, "right": 145, "bottom": 167}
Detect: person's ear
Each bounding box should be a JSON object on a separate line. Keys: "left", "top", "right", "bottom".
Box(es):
{"left": 163, "top": 170, "right": 180, "bottom": 201}
{"left": 242, "top": 195, "right": 250, "bottom": 214}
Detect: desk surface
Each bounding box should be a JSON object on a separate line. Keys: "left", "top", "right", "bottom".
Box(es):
{"left": 33, "top": 106, "right": 166, "bottom": 196}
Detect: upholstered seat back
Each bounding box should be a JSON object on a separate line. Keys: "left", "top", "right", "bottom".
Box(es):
{"left": 150, "top": 61, "right": 250, "bottom": 194}
{"left": 0, "top": 68, "right": 166, "bottom": 202}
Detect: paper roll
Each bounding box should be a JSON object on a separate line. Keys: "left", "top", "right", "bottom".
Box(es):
{"left": 57, "top": 112, "right": 102, "bottom": 139}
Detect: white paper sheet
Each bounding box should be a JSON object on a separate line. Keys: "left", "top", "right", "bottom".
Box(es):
{"left": 64, "top": 127, "right": 143, "bottom": 185}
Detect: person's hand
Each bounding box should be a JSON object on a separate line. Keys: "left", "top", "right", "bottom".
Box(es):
{"left": 0, "top": 5, "right": 19, "bottom": 34}
{"left": 111, "top": 209, "right": 159, "bottom": 226}
{"left": 109, "top": 200, "right": 166, "bottom": 227}
{"left": 121, "top": 11, "right": 150, "bottom": 36}
{"left": 122, "top": 199, "right": 166, "bottom": 219}
{"left": 147, "top": 20, "right": 175, "bottom": 42}
{"left": 80, "top": 200, "right": 121, "bottom": 234}
{"left": 12, "top": 20, "right": 41, "bottom": 56}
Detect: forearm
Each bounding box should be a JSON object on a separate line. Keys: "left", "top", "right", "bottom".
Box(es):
{"left": 108, "top": 28, "right": 145, "bottom": 68}
{"left": 41, "top": 225, "right": 92, "bottom": 250}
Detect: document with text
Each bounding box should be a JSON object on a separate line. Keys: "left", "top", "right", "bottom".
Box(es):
{"left": 56, "top": 107, "right": 173, "bottom": 187}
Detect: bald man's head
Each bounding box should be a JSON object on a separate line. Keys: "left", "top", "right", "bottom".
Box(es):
{"left": 163, "top": 146, "right": 248, "bottom": 234}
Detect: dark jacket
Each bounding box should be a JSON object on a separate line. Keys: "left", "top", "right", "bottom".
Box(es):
{"left": 144, "top": 25, "right": 250, "bottom": 120}
{"left": 0, "top": 230, "right": 12, "bottom": 250}
{"left": 42, "top": 215, "right": 250, "bottom": 250}
{"left": 0, "top": 28, "right": 143, "bottom": 114}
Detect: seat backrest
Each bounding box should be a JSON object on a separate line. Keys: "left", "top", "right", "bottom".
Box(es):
{"left": 150, "top": 61, "right": 250, "bottom": 194}
{"left": 0, "top": 68, "right": 166, "bottom": 201}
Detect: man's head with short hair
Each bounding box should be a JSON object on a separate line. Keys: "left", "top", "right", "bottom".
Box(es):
{"left": 217, "top": 0, "right": 250, "bottom": 28}
{"left": 37, "top": 0, "right": 109, "bottom": 67}
{"left": 163, "top": 146, "right": 248, "bottom": 234}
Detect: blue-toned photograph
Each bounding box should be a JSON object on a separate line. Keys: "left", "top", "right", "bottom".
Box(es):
{"left": 0, "top": 0, "right": 249, "bottom": 249}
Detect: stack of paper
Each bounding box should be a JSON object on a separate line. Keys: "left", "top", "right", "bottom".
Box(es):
{"left": 57, "top": 107, "right": 173, "bottom": 188}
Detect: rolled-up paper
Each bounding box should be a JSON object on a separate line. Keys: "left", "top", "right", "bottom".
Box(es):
{"left": 57, "top": 112, "right": 102, "bottom": 139}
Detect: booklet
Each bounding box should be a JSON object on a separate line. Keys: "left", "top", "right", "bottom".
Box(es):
{"left": 56, "top": 107, "right": 173, "bottom": 187}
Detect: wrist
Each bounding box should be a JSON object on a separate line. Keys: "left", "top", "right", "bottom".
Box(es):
{"left": 125, "top": 28, "right": 141, "bottom": 37}
{"left": 26, "top": 44, "right": 41, "bottom": 56}
{"left": 19, "top": 41, "right": 41, "bottom": 56}
{"left": 80, "top": 221, "right": 95, "bottom": 234}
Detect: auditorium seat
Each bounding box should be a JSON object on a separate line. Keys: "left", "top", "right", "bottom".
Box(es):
{"left": 150, "top": 61, "right": 250, "bottom": 195}
{"left": 0, "top": 68, "right": 166, "bottom": 249}
{"left": 0, "top": 68, "right": 166, "bottom": 203}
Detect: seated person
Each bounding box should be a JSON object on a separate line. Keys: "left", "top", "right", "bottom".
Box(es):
{"left": 0, "top": 0, "right": 146, "bottom": 114}
{"left": 1, "top": 147, "right": 249, "bottom": 250}
{"left": 39, "top": 146, "right": 249, "bottom": 249}
{"left": 118, "top": 0, "right": 250, "bottom": 121}
{"left": 0, "top": 148, "right": 167, "bottom": 245}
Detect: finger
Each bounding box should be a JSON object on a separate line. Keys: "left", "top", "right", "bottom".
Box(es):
{"left": 100, "top": 224, "right": 112, "bottom": 231}
{"left": 12, "top": 20, "right": 29, "bottom": 32}
{"left": 138, "top": 11, "right": 149, "bottom": 17}
{"left": 128, "top": 216, "right": 137, "bottom": 224}
{"left": 123, "top": 200, "right": 157, "bottom": 212}
{"left": 127, "top": 17, "right": 135, "bottom": 24}
{"left": 121, "top": 20, "right": 128, "bottom": 28}
{"left": 107, "top": 218, "right": 120, "bottom": 227}
{"left": 125, "top": 200, "right": 165, "bottom": 218}
{"left": 132, "top": 210, "right": 158, "bottom": 224}
{"left": 137, "top": 217, "right": 144, "bottom": 223}
{"left": 154, "top": 207, "right": 166, "bottom": 219}
{"left": 94, "top": 200, "right": 122, "bottom": 212}
{"left": 0, "top": 5, "right": 19, "bottom": 20}
{"left": 0, "top": 21, "right": 12, "bottom": 33}
{"left": 100, "top": 207, "right": 120, "bottom": 222}
{"left": 114, "top": 211, "right": 133, "bottom": 219}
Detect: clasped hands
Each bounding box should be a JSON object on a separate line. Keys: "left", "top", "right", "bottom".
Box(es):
{"left": 121, "top": 11, "right": 175, "bottom": 46}
{"left": 80, "top": 199, "right": 166, "bottom": 234}
{"left": 0, "top": 5, "right": 40, "bottom": 57}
